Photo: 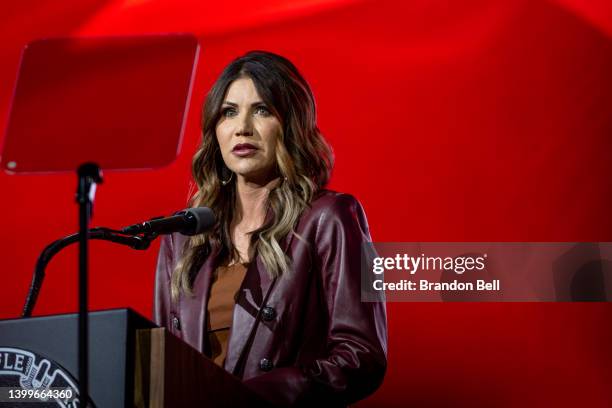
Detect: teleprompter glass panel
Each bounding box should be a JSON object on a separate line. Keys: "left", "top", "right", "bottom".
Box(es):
{"left": 1, "top": 34, "right": 199, "bottom": 174}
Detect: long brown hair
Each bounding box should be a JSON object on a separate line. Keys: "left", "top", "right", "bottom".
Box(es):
{"left": 171, "top": 51, "right": 334, "bottom": 301}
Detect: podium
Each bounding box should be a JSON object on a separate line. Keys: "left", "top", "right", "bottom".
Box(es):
{"left": 0, "top": 309, "right": 271, "bottom": 407}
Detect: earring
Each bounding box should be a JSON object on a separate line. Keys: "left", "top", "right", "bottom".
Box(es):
{"left": 219, "top": 162, "right": 233, "bottom": 186}
{"left": 221, "top": 171, "right": 234, "bottom": 186}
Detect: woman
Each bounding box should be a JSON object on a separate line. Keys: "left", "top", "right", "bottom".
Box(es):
{"left": 154, "top": 51, "right": 387, "bottom": 407}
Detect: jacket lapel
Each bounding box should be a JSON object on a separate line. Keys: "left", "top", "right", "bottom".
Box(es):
{"left": 224, "top": 252, "right": 276, "bottom": 374}
{"left": 179, "top": 245, "right": 220, "bottom": 354}
{"left": 224, "top": 231, "right": 297, "bottom": 375}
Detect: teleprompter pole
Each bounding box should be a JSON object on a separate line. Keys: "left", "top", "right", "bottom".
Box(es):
{"left": 76, "top": 163, "right": 103, "bottom": 408}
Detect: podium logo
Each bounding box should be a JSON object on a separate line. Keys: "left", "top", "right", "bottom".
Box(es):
{"left": 0, "top": 347, "right": 80, "bottom": 407}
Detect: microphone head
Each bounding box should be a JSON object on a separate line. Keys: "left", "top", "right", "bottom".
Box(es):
{"left": 179, "top": 207, "right": 216, "bottom": 236}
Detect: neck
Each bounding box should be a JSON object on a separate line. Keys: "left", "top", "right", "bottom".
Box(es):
{"left": 234, "top": 176, "right": 280, "bottom": 228}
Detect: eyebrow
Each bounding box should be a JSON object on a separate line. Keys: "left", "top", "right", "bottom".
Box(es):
{"left": 222, "top": 101, "right": 266, "bottom": 107}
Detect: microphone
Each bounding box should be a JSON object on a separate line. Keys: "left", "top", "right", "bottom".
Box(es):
{"left": 122, "top": 207, "right": 215, "bottom": 236}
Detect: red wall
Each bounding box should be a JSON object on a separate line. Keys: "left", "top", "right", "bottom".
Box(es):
{"left": 1, "top": 1, "right": 611, "bottom": 406}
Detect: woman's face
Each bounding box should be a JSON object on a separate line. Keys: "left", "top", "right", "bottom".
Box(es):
{"left": 216, "top": 77, "right": 282, "bottom": 184}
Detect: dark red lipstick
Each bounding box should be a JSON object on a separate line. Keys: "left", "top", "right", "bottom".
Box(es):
{"left": 232, "top": 143, "right": 258, "bottom": 157}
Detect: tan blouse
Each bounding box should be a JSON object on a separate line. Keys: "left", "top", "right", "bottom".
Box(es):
{"left": 206, "top": 262, "right": 248, "bottom": 367}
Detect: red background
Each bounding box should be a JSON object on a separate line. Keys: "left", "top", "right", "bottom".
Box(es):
{"left": 1, "top": 1, "right": 612, "bottom": 406}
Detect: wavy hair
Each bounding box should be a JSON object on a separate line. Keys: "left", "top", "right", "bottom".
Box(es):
{"left": 171, "top": 51, "right": 334, "bottom": 301}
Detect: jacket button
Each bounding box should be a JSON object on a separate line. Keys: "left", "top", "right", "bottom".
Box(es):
{"left": 259, "top": 358, "right": 274, "bottom": 372}
{"left": 261, "top": 306, "right": 276, "bottom": 321}
{"left": 172, "top": 316, "right": 181, "bottom": 331}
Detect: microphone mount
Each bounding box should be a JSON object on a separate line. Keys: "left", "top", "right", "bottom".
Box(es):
{"left": 22, "top": 206, "right": 215, "bottom": 319}
{"left": 22, "top": 227, "right": 157, "bottom": 318}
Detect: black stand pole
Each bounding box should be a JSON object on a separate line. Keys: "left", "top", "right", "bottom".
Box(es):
{"left": 76, "top": 163, "right": 102, "bottom": 408}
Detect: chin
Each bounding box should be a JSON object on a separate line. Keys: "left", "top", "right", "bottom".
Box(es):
{"left": 236, "top": 167, "right": 277, "bottom": 184}
{"left": 231, "top": 163, "right": 261, "bottom": 175}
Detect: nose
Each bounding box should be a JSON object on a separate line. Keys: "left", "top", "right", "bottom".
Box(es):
{"left": 235, "top": 112, "right": 253, "bottom": 136}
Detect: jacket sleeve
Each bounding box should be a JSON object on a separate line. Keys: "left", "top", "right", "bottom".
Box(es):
{"left": 244, "top": 194, "right": 388, "bottom": 407}
{"left": 153, "top": 234, "right": 175, "bottom": 329}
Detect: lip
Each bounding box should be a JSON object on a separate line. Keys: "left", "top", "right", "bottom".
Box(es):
{"left": 232, "top": 143, "right": 258, "bottom": 157}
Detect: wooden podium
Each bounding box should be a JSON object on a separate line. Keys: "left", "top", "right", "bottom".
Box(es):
{"left": 0, "top": 308, "right": 271, "bottom": 407}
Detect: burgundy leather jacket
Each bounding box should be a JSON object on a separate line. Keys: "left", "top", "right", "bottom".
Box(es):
{"left": 154, "top": 190, "right": 387, "bottom": 407}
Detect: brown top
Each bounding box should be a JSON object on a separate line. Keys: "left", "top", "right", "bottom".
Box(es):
{"left": 206, "top": 262, "right": 248, "bottom": 367}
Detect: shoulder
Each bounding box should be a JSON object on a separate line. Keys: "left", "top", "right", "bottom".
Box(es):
{"left": 300, "top": 189, "right": 362, "bottom": 218}
{"left": 311, "top": 189, "right": 362, "bottom": 211}
{"left": 298, "top": 189, "right": 370, "bottom": 235}
{"left": 160, "top": 230, "right": 190, "bottom": 259}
